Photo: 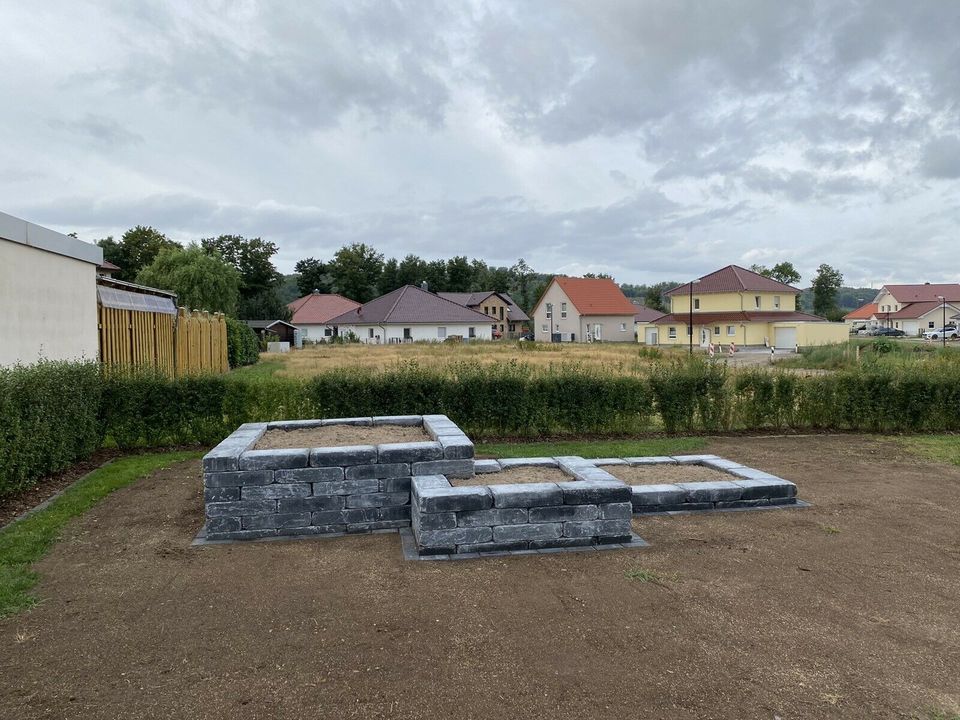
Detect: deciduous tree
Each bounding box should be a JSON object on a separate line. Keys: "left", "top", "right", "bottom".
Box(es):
{"left": 136, "top": 245, "right": 240, "bottom": 315}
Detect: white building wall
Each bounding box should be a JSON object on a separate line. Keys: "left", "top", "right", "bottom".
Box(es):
{"left": 0, "top": 239, "right": 99, "bottom": 366}
{"left": 337, "top": 323, "right": 493, "bottom": 344}
{"left": 299, "top": 323, "right": 334, "bottom": 340}
{"left": 532, "top": 283, "right": 580, "bottom": 341}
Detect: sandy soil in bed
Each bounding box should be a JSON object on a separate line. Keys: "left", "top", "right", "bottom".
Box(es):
{"left": 450, "top": 465, "right": 572, "bottom": 486}
{"left": 603, "top": 464, "right": 733, "bottom": 484}
{"left": 254, "top": 424, "right": 428, "bottom": 449}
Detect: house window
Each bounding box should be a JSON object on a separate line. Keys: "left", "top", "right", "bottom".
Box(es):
{"left": 895, "top": 322, "right": 899, "bottom": 329}
{"left": 509, "top": 323, "right": 515, "bottom": 332}
{"left": 686, "top": 326, "right": 692, "bottom": 336}
{"left": 499, "top": 306, "right": 504, "bottom": 320}
{"left": 561, "top": 302, "right": 567, "bottom": 318}
{"left": 727, "top": 325, "right": 735, "bottom": 336}
{"left": 438, "top": 327, "right": 446, "bottom": 339}
{"left": 542, "top": 324, "right": 548, "bottom": 332}
{"left": 620, "top": 323, "right": 627, "bottom": 331}
{"left": 484, "top": 306, "right": 489, "bottom": 315}
{"left": 468, "top": 327, "right": 476, "bottom": 338}
{"left": 774, "top": 295, "right": 781, "bottom": 309}
{"left": 929, "top": 321, "right": 935, "bottom": 328}
{"left": 714, "top": 326, "right": 721, "bottom": 335}
{"left": 694, "top": 298, "right": 700, "bottom": 310}
{"left": 324, "top": 327, "right": 333, "bottom": 337}
{"left": 754, "top": 295, "right": 761, "bottom": 309}
{"left": 668, "top": 327, "right": 677, "bottom": 339}
{"left": 403, "top": 328, "right": 412, "bottom": 341}
{"left": 546, "top": 302, "right": 553, "bottom": 319}
{"left": 368, "top": 328, "right": 374, "bottom": 339}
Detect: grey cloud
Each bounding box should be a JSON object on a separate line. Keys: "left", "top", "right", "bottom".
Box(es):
{"left": 920, "top": 136, "right": 960, "bottom": 179}
{"left": 47, "top": 114, "right": 144, "bottom": 147}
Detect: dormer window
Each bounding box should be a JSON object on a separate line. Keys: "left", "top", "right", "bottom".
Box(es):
{"left": 693, "top": 298, "right": 700, "bottom": 310}
{"left": 754, "top": 296, "right": 761, "bottom": 309}
{"left": 774, "top": 295, "right": 780, "bottom": 309}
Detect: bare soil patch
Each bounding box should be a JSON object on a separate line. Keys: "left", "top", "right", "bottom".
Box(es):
{"left": 255, "top": 424, "right": 428, "bottom": 449}
{"left": 451, "top": 465, "right": 572, "bottom": 486}
{"left": 604, "top": 463, "right": 731, "bottom": 484}
{"left": 2, "top": 435, "right": 959, "bottom": 719}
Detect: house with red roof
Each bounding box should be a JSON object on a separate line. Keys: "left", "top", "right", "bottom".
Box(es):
{"left": 651, "top": 265, "right": 847, "bottom": 349}
{"left": 842, "top": 302, "right": 879, "bottom": 331}
{"left": 531, "top": 276, "right": 638, "bottom": 342}
{"left": 326, "top": 285, "right": 494, "bottom": 343}
{"left": 287, "top": 291, "right": 361, "bottom": 342}
{"left": 870, "top": 283, "right": 960, "bottom": 336}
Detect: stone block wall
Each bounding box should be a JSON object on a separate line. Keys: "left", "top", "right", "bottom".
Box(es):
{"left": 202, "top": 415, "right": 474, "bottom": 541}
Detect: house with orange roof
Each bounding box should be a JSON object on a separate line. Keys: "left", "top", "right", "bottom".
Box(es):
{"left": 842, "top": 302, "right": 879, "bottom": 331}
{"left": 287, "top": 291, "right": 361, "bottom": 342}
{"left": 651, "top": 265, "right": 847, "bottom": 350}
{"left": 870, "top": 283, "right": 960, "bottom": 336}
{"left": 531, "top": 276, "right": 638, "bottom": 342}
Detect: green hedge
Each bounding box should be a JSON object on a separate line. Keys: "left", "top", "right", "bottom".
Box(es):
{"left": 225, "top": 316, "right": 260, "bottom": 368}
{"left": 0, "top": 362, "right": 103, "bottom": 496}
{"left": 3, "top": 356, "right": 960, "bottom": 498}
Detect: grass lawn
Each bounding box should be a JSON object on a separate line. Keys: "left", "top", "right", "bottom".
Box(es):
{"left": 476, "top": 436, "right": 707, "bottom": 458}
{"left": 0, "top": 450, "right": 201, "bottom": 618}
{"left": 893, "top": 434, "right": 960, "bottom": 466}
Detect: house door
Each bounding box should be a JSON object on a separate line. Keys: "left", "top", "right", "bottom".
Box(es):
{"left": 593, "top": 324, "right": 602, "bottom": 341}
{"left": 644, "top": 327, "right": 658, "bottom": 345}
{"left": 700, "top": 328, "right": 711, "bottom": 348}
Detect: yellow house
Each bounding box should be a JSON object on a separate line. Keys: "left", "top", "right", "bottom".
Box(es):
{"left": 651, "top": 265, "right": 848, "bottom": 350}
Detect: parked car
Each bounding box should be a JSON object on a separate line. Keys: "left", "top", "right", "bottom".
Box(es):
{"left": 873, "top": 327, "right": 905, "bottom": 337}
{"left": 857, "top": 327, "right": 876, "bottom": 336}
{"left": 923, "top": 326, "right": 959, "bottom": 340}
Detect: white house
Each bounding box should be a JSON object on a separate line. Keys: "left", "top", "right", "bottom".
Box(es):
{"left": 288, "top": 291, "right": 361, "bottom": 341}
{"left": 326, "top": 285, "right": 493, "bottom": 343}
{"left": 531, "top": 276, "right": 638, "bottom": 342}
{"left": 0, "top": 211, "right": 102, "bottom": 366}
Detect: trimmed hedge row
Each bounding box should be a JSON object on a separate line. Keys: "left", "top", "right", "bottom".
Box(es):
{"left": 3, "top": 357, "right": 960, "bottom": 497}
{"left": 225, "top": 317, "right": 260, "bottom": 368}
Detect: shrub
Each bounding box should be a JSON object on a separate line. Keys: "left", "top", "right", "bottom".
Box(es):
{"left": 225, "top": 317, "right": 260, "bottom": 368}
{"left": 0, "top": 362, "right": 103, "bottom": 497}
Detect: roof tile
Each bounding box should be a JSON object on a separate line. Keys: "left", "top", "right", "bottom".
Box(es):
{"left": 665, "top": 265, "right": 799, "bottom": 296}
{"left": 552, "top": 277, "right": 636, "bottom": 316}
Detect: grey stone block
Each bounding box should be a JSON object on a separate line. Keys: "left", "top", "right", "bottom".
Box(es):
{"left": 634, "top": 502, "right": 714, "bottom": 513}
{"left": 715, "top": 499, "right": 772, "bottom": 508}
{"left": 458, "top": 541, "right": 530, "bottom": 553}
{"left": 733, "top": 478, "right": 797, "bottom": 499}
{"left": 592, "top": 458, "right": 628, "bottom": 466}
{"left": 204, "top": 470, "right": 273, "bottom": 488}
{"left": 528, "top": 505, "right": 598, "bottom": 522}
{"left": 473, "top": 459, "right": 501, "bottom": 474}
{"left": 493, "top": 523, "right": 562, "bottom": 542}
{"left": 242, "top": 513, "right": 311, "bottom": 530}
{"left": 345, "top": 520, "right": 408, "bottom": 532}
{"left": 413, "top": 511, "right": 457, "bottom": 530}
{"left": 411, "top": 459, "right": 475, "bottom": 478}
{"left": 530, "top": 537, "right": 593, "bottom": 549}
{"left": 342, "top": 508, "right": 380, "bottom": 524}
{"left": 321, "top": 416, "right": 373, "bottom": 426}
{"left": 372, "top": 415, "right": 423, "bottom": 426}
{"left": 437, "top": 435, "right": 475, "bottom": 460}
{"left": 456, "top": 508, "right": 528, "bottom": 527}
{"left": 266, "top": 419, "right": 324, "bottom": 431}
{"left": 498, "top": 457, "right": 558, "bottom": 469}
{"left": 558, "top": 480, "right": 631, "bottom": 505}
{"left": 767, "top": 497, "right": 797, "bottom": 506}
{"left": 676, "top": 481, "right": 743, "bottom": 503}
{"left": 563, "top": 520, "right": 601, "bottom": 538}
{"left": 597, "top": 534, "right": 633, "bottom": 545}
{"left": 377, "top": 441, "right": 443, "bottom": 463}
{"left": 309, "top": 445, "right": 377, "bottom": 467}
{"left": 345, "top": 492, "right": 409, "bottom": 508}
{"left": 724, "top": 466, "right": 783, "bottom": 481}
{"left": 311, "top": 510, "right": 348, "bottom": 525}
{"left": 418, "top": 545, "right": 455, "bottom": 556}
{"left": 416, "top": 486, "right": 492, "bottom": 513}
{"left": 411, "top": 475, "right": 452, "bottom": 495}
{"left": 278, "top": 496, "right": 345, "bottom": 513}
{"left": 377, "top": 506, "right": 411, "bottom": 522}
{"left": 569, "top": 467, "right": 620, "bottom": 483}
{"left": 702, "top": 457, "right": 745, "bottom": 471}
{"left": 275, "top": 467, "right": 344, "bottom": 483}
{"left": 239, "top": 449, "right": 309, "bottom": 470}
{"left": 278, "top": 524, "right": 345, "bottom": 536}
{"left": 554, "top": 456, "right": 593, "bottom": 476}
{"left": 418, "top": 527, "right": 493, "bottom": 547}
{"left": 204, "top": 487, "right": 240, "bottom": 502}
{"left": 599, "top": 519, "right": 632, "bottom": 536}
{"left": 206, "top": 500, "right": 276, "bottom": 517}
{"left": 345, "top": 462, "right": 411, "bottom": 481}
{"left": 206, "top": 516, "right": 240, "bottom": 533}
{"left": 489, "top": 483, "right": 563, "bottom": 508}
{"left": 380, "top": 476, "right": 412, "bottom": 493}
{"left": 623, "top": 456, "right": 677, "bottom": 465}
{"left": 241, "top": 484, "right": 312, "bottom": 500}
{"left": 630, "top": 484, "right": 686, "bottom": 508}
{"left": 311, "top": 479, "right": 380, "bottom": 496}
{"left": 599, "top": 502, "right": 633, "bottom": 520}
{"left": 672, "top": 454, "right": 720, "bottom": 464}
{"left": 207, "top": 528, "right": 277, "bottom": 541}
{"left": 203, "top": 432, "right": 260, "bottom": 471}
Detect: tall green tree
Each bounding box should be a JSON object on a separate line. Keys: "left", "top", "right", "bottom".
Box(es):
{"left": 294, "top": 257, "right": 332, "bottom": 296}
{"left": 329, "top": 243, "right": 384, "bottom": 302}
{"left": 811, "top": 263, "right": 844, "bottom": 318}
{"left": 201, "top": 235, "right": 288, "bottom": 319}
{"left": 396, "top": 254, "right": 428, "bottom": 287}
{"left": 510, "top": 258, "right": 537, "bottom": 313}
{"left": 752, "top": 261, "right": 803, "bottom": 309}
{"left": 97, "top": 225, "right": 181, "bottom": 282}
{"left": 379, "top": 258, "right": 400, "bottom": 294}
{"left": 423, "top": 259, "right": 447, "bottom": 292}
{"left": 135, "top": 245, "right": 240, "bottom": 314}
{"left": 642, "top": 281, "right": 676, "bottom": 313}
{"left": 446, "top": 256, "right": 473, "bottom": 292}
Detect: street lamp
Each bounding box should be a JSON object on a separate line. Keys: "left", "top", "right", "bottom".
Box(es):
{"left": 688, "top": 278, "right": 700, "bottom": 355}
{"left": 936, "top": 295, "right": 946, "bottom": 348}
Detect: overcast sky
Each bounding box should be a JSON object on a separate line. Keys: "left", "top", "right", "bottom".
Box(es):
{"left": 3, "top": 1, "right": 959, "bottom": 286}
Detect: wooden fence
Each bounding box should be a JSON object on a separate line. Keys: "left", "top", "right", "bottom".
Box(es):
{"left": 98, "top": 306, "right": 228, "bottom": 376}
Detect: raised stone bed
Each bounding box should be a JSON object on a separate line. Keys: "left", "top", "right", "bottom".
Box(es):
{"left": 410, "top": 458, "right": 635, "bottom": 555}
{"left": 202, "top": 414, "right": 474, "bottom": 541}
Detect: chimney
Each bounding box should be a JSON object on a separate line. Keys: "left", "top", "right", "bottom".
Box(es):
{"left": 421, "top": 281, "right": 428, "bottom": 291}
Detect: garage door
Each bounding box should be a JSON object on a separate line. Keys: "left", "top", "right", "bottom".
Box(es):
{"left": 644, "top": 327, "right": 658, "bottom": 344}
{"left": 774, "top": 327, "right": 797, "bottom": 350}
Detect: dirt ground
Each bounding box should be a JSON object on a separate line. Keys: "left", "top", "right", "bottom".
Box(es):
{"left": 451, "top": 465, "right": 572, "bottom": 486}
{"left": 2, "top": 435, "right": 959, "bottom": 720}
{"left": 604, "top": 463, "right": 732, "bottom": 484}
{"left": 255, "top": 424, "right": 428, "bottom": 449}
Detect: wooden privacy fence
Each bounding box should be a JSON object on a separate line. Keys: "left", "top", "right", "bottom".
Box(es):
{"left": 98, "top": 306, "right": 228, "bottom": 376}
